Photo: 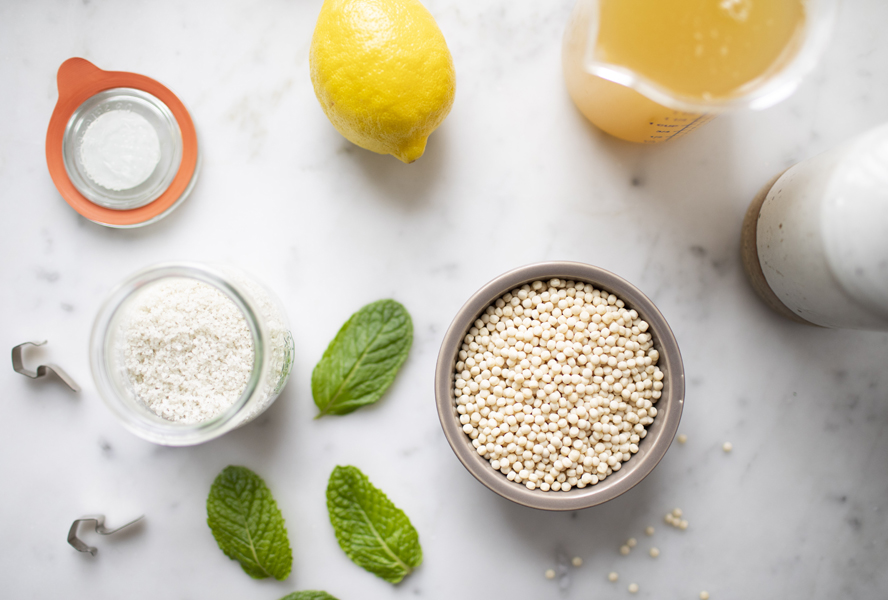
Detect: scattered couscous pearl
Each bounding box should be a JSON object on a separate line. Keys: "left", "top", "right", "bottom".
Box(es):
{"left": 677, "top": 433, "right": 688, "bottom": 444}
{"left": 700, "top": 592, "right": 710, "bottom": 600}
{"left": 649, "top": 547, "right": 660, "bottom": 558}
{"left": 571, "top": 556, "right": 583, "bottom": 567}
{"left": 608, "top": 572, "right": 619, "bottom": 582}
{"left": 723, "top": 442, "right": 733, "bottom": 452}
{"left": 627, "top": 537, "right": 637, "bottom": 548}
{"left": 545, "top": 569, "right": 555, "bottom": 580}
{"left": 628, "top": 583, "right": 639, "bottom": 594}
{"left": 645, "top": 526, "right": 655, "bottom": 536}
{"left": 620, "top": 545, "right": 631, "bottom": 555}
{"left": 665, "top": 510, "right": 688, "bottom": 529}
{"left": 452, "top": 279, "right": 665, "bottom": 492}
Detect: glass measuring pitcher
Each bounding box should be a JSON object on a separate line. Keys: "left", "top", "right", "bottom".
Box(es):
{"left": 563, "top": 0, "right": 836, "bottom": 144}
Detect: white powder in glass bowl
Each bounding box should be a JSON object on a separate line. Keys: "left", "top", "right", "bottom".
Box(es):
{"left": 122, "top": 279, "right": 253, "bottom": 424}
{"left": 80, "top": 110, "right": 161, "bottom": 191}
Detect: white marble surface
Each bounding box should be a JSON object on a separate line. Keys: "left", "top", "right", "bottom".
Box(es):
{"left": 2, "top": 1, "right": 888, "bottom": 598}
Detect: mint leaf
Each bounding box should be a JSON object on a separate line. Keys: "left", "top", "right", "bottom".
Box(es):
{"left": 279, "top": 593, "right": 339, "bottom": 600}
{"left": 206, "top": 466, "right": 292, "bottom": 580}
{"left": 326, "top": 465, "right": 422, "bottom": 584}
{"left": 312, "top": 299, "right": 413, "bottom": 418}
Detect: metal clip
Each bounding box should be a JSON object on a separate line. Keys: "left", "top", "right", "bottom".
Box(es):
{"left": 67, "top": 515, "right": 144, "bottom": 555}
{"left": 12, "top": 341, "right": 80, "bottom": 392}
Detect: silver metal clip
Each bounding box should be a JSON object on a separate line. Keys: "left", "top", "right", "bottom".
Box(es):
{"left": 12, "top": 341, "right": 80, "bottom": 392}
{"left": 67, "top": 515, "right": 144, "bottom": 555}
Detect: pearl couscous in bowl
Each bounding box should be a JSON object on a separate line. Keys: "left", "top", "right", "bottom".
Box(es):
{"left": 435, "top": 261, "right": 685, "bottom": 511}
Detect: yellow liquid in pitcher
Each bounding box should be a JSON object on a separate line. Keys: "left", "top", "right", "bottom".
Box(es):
{"left": 564, "top": 0, "right": 806, "bottom": 143}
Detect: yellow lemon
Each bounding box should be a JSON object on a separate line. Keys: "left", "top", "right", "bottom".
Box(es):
{"left": 309, "top": 0, "right": 456, "bottom": 163}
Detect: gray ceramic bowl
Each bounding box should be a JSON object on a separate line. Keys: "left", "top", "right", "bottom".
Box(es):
{"left": 435, "top": 261, "right": 685, "bottom": 511}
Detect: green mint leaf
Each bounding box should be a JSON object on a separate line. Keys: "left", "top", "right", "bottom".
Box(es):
{"left": 206, "top": 466, "right": 292, "bottom": 580}
{"left": 312, "top": 299, "right": 413, "bottom": 417}
{"left": 279, "top": 593, "right": 339, "bottom": 600}
{"left": 326, "top": 465, "right": 422, "bottom": 584}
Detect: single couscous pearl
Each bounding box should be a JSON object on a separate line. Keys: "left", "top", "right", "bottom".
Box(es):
{"left": 677, "top": 433, "right": 688, "bottom": 444}
{"left": 700, "top": 592, "right": 710, "bottom": 600}
{"left": 545, "top": 569, "right": 555, "bottom": 580}
{"left": 628, "top": 583, "right": 639, "bottom": 594}
{"left": 679, "top": 519, "right": 689, "bottom": 530}
{"left": 645, "top": 526, "right": 655, "bottom": 536}
{"left": 620, "top": 545, "right": 631, "bottom": 555}
{"left": 627, "top": 537, "right": 637, "bottom": 548}
{"left": 571, "top": 556, "right": 583, "bottom": 567}
{"left": 649, "top": 547, "right": 660, "bottom": 558}
{"left": 723, "top": 442, "right": 733, "bottom": 452}
{"left": 608, "top": 571, "right": 619, "bottom": 582}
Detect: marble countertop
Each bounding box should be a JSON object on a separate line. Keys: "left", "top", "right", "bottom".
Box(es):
{"left": 2, "top": 1, "right": 887, "bottom": 598}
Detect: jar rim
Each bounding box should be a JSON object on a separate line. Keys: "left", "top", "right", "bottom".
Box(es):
{"left": 89, "top": 262, "right": 269, "bottom": 445}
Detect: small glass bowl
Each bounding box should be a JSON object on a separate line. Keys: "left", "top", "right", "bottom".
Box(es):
{"left": 46, "top": 58, "right": 201, "bottom": 228}
{"left": 63, "top": 88, "right": 184, "bottom": 211}
{"left": 90, "top": 263, "right": 294, "bottom": 446}
{"left": 434, "top": 261, "right": 685, "bottom": 511}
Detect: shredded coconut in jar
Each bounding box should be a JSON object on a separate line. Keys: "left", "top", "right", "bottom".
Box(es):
{"left": 453, "top": 279, "right": 665, "bottom": 492}
{"left": 122, "top": 279, "right": 254, "bottom": 423}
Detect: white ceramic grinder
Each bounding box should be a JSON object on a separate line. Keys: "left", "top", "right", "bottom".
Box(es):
{"left": 741, "top": 123, "right": 888, "bottom": 330}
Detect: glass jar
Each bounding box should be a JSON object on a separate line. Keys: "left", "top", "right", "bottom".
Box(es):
{"left": 90, "top": 262, "right": 294, "bottom": 445}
